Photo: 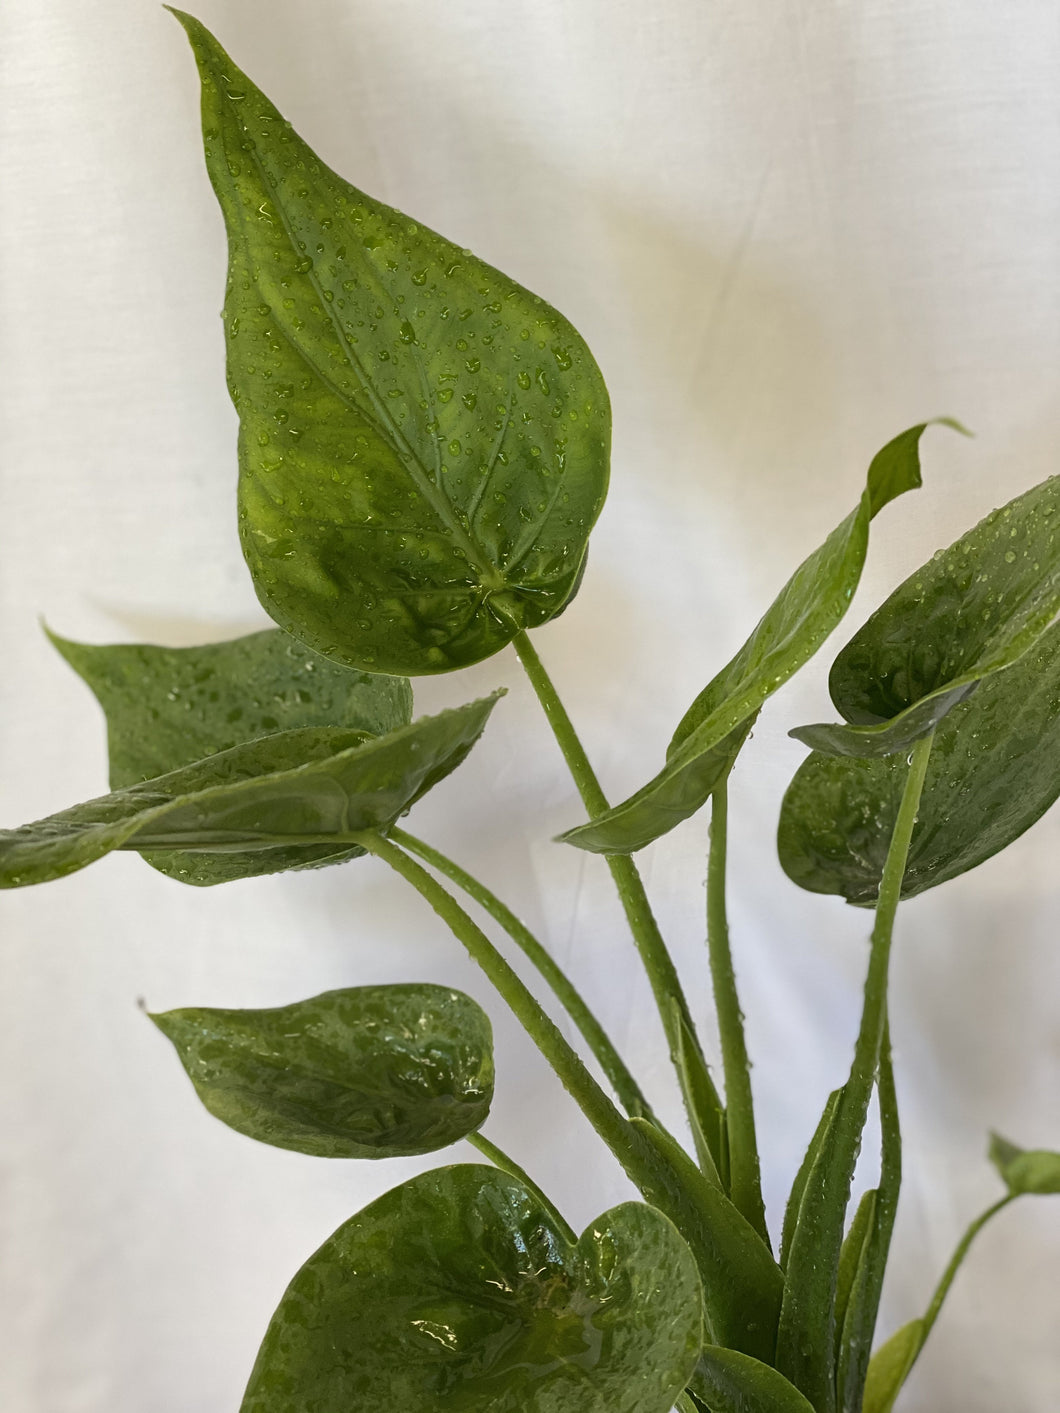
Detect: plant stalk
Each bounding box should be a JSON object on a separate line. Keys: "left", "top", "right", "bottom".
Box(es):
{"left": 390, "top": 826, "right": 652, "bottom": 1120}
{"left": 467, "top": 1131, "right": 577, "bottom": 1243}
{"left": 510, "top": 630, "right": 723, "bottom": 1130}
{"left": 919, "top": 1193, "right": 1017, "bottom": 1352}
{"left": 354, "top": 830, "right": 653, "bottom": 1187}
{"left": 706, "top": 775, "right": 768, "bottom": 1242}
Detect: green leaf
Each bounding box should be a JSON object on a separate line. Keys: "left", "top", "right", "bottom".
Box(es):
{"left": 835, "top": 1042, "right": 902, "bottom": 1412}
{"left": 240, "top": 1165, "right": 704, "bottom": 1413}
{"left": 792, "top": 473, "right": 1060, "bottom": 756}
{"left": 629, "top": 1118, "right": 782, "bottom": 1364}
{"left": 171, "top": 10, "right": 609, "bottom": 676}
{"left": 0, "top": 694, "right": 501, "bottom": 888}
{"left": 988, "top": 1132, "right": 1060, "bottom": 1196}
{"left": 689, "top": 1348, "right": 817, "bottom": 1413}
{"left": 780, "top": 1087, "right": 841, "bottom": 1270}
{"left": 560, "top": 424, "right": 949, "bottom": 855}
{"left": 50, "top": 626, "right": 411, "bottom": 883}
{"left": 778, "top": 618, "right": 1060, "bottom": 905}
{"left": 861, "top": 1320, "right": 924, "bottom": 1413}
{"left": 151, "top": 984, "right": 493, "bottom": 1157}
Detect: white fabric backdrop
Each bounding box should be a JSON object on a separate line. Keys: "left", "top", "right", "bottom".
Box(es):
{"left": 2, "top": 1, "right": 1058, "bottom": 1409}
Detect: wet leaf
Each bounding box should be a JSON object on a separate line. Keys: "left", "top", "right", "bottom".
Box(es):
{"left": 792, "top": 474, "right": 1060, "bottom": 756}
{"left": 240, "top": 1165, "right": 704, "bottom": 1413}
{"left": 688, "top": 1348, "right": 817, "bottom": 1413}
{"left": 50, "top": 626, "right": 411, "bottom": 883}
{"left": 861, "top": 1320, "right": 924, "bottom": 1413}
{"left": 629, "top": 1118, "right": 782, "bottom": 1364}
{"left": 0, "top": 694, "right": 501, "bottom": 888}
{"left": 560, "top": 424, "right": 949, "bottom": 854}
{"left": 151, "top": 984, "right": 493, "bottom": 1157}
{"left": 172, "top": 11, "right": 609, "bottom": 676}
{"left": 779, "top": 620, "right": 1060, "bottom": 904}
{"left": 988, "top": 1132, "right": 1060, "bottom": 1196}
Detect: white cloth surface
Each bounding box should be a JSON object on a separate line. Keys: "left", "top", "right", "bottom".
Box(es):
{"left": 2, "top": 1, "right": 1058, "bottom": 1409}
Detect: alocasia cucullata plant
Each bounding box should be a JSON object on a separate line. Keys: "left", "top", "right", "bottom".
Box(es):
{"left": 2, "top": 11, "right": 1057, "bottom": 1411}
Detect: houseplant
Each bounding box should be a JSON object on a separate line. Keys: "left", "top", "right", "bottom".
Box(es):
{"left": 1, "top": 8, "right": 1057, "bottom": 1411}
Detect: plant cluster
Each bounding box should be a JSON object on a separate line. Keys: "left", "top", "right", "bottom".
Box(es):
{"left": 2, "top": 12, "right": 1058, "bottom": 1412}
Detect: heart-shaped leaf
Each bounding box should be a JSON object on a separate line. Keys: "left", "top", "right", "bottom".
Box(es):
{"left": 151, "top": 984, "right": 493, "bottom": 1157}
{"left": 778, "top": 619, "right": 1060, "bottom": 904}
{"left": 792, "top": 474, "right": 1060, "bottom": 756}
{"left": 171, "top": 10, "right": 609, "bottom": 677}
{"left": 560, "top": 424, "right": 950, "bottom": 855}
{"left": 988, "top": 1132, "right": 1060, "bottom": 1196}
{"left": 50, "top": 626, "right": 411, "bottom": 883}
{"left": 0, "top": 693, "right": 501, "bottom": 888}
{"left": 688, "top": 1348, "right": 817, "bottom": 1413}
{"left": 861, "top": 1320, "right": 924, "bottom": 1413}
{"left": 240, "top": 1165, "right": 704, "bottom": 1413}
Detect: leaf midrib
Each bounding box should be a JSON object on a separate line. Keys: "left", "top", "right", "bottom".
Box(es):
{"left": 230, "top": 104, "right": 499, "bottom": 583}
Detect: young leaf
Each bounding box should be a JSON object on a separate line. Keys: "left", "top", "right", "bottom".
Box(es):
{"left": 629, "top": 1117, "right": 782, "bottom": 1364}
{"left": 151, "top": 984, "right": 493, "bottom": 1158}
{"left": 835, "top": 1042, "right": 902, "bottom": 1412}
{"left": 988, "top": 1132, "right": 1060, "bottom": 1196}
{"left": 780, "top": 1087, "right": 842, "bottom": 1269}
{"left": 860, "top": 1320, "right": 924, "bottom": 1413}
{"left": 688, "top": 1348, "right": 817, "bottom": 1413}
{"left": 792, "top": 474, "right": 1060, "bottom": 757}
{"left": 240, "top": 1165, "right": 704, "bottom": 1413}
{"left": 560, "top": 424, "right": 948, "bottom": 855}
{"left": 0, "top": 694, "right": 501, "bottom": 888}
{"left": 779, "top": 619, "right": 1060, "bottom": 904}
{"left": 171, "top": 10, "right": 609, "bottom": 676}
{"left": 50, "top": 626, "right": 412, "bottom": 883}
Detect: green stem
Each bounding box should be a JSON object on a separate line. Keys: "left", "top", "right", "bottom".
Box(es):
{"left": 467, "top": 1131, "right": 577, "bottom": 1244}
{"left": 707, "top": 775, "right": 768, "bottom": 1242}
{"left": 390, "top": 826, "right": 652, "bottom": 1121}
{"left": 354, "top": 830, "right": 650, "bottom": 1184}
{"left": 776, "top": 732, "right": 934, "bottom": 1409}
{"left": 510, "top": 630, "right": 722, "bottom": 1131}
{"left": 918, "top": 1193, "right": 1017, "bottom": 1352}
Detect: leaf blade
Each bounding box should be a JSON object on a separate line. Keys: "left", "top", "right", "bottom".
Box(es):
{"left": 239, "top": 1165, "right": 704, "bottom": 1413}
{"left": 172, "top": 10, "right": 609, "bottom": 676}
{"left": 0, "top": 693, "right": 501, "bottom": 888}
{"left": 152, "top": 984, "right": 493, "bottom": 1157}
{"left": 561, "top": 425, "right": 944, "bottom": 855}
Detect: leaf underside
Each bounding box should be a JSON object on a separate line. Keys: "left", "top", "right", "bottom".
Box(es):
{"left": 0, "top": 693, "right": 501, "bottom": 888}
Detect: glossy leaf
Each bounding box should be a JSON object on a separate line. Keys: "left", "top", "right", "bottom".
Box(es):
{"left": 688, "top": 1348, "right": 817, "bottom": 1413}
{"left": 151, "top": 984, "right": 493, "bottom": 1158}
{"left": 792, "top": 474, "right": 1060, "bottom": 756}
{"left": 561, "top": 424, "right": 947, "bottom": 855}
{"left": 779, "top": 619, "right": 1060, "bottom": 904}
{"left": 629, "top": 1118, "right": 782, "bottom": 1363}
{"left": 240, "top": 1165, "right": 704, "bottom": 1413}
{"left": 50, "top": 626, "right": 411, "bottom": 883}
{"left": 172, "top": 10, "right": 609, "bottom": 676}
{"left": 0, "top": 694, "right": 501, "bottom": 888}
{"left": 988, "top": 1132, "right": 1060, "bottom": 1196}
{"left": 860, "top": 1320, "right": 924, "bottom": 1413}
